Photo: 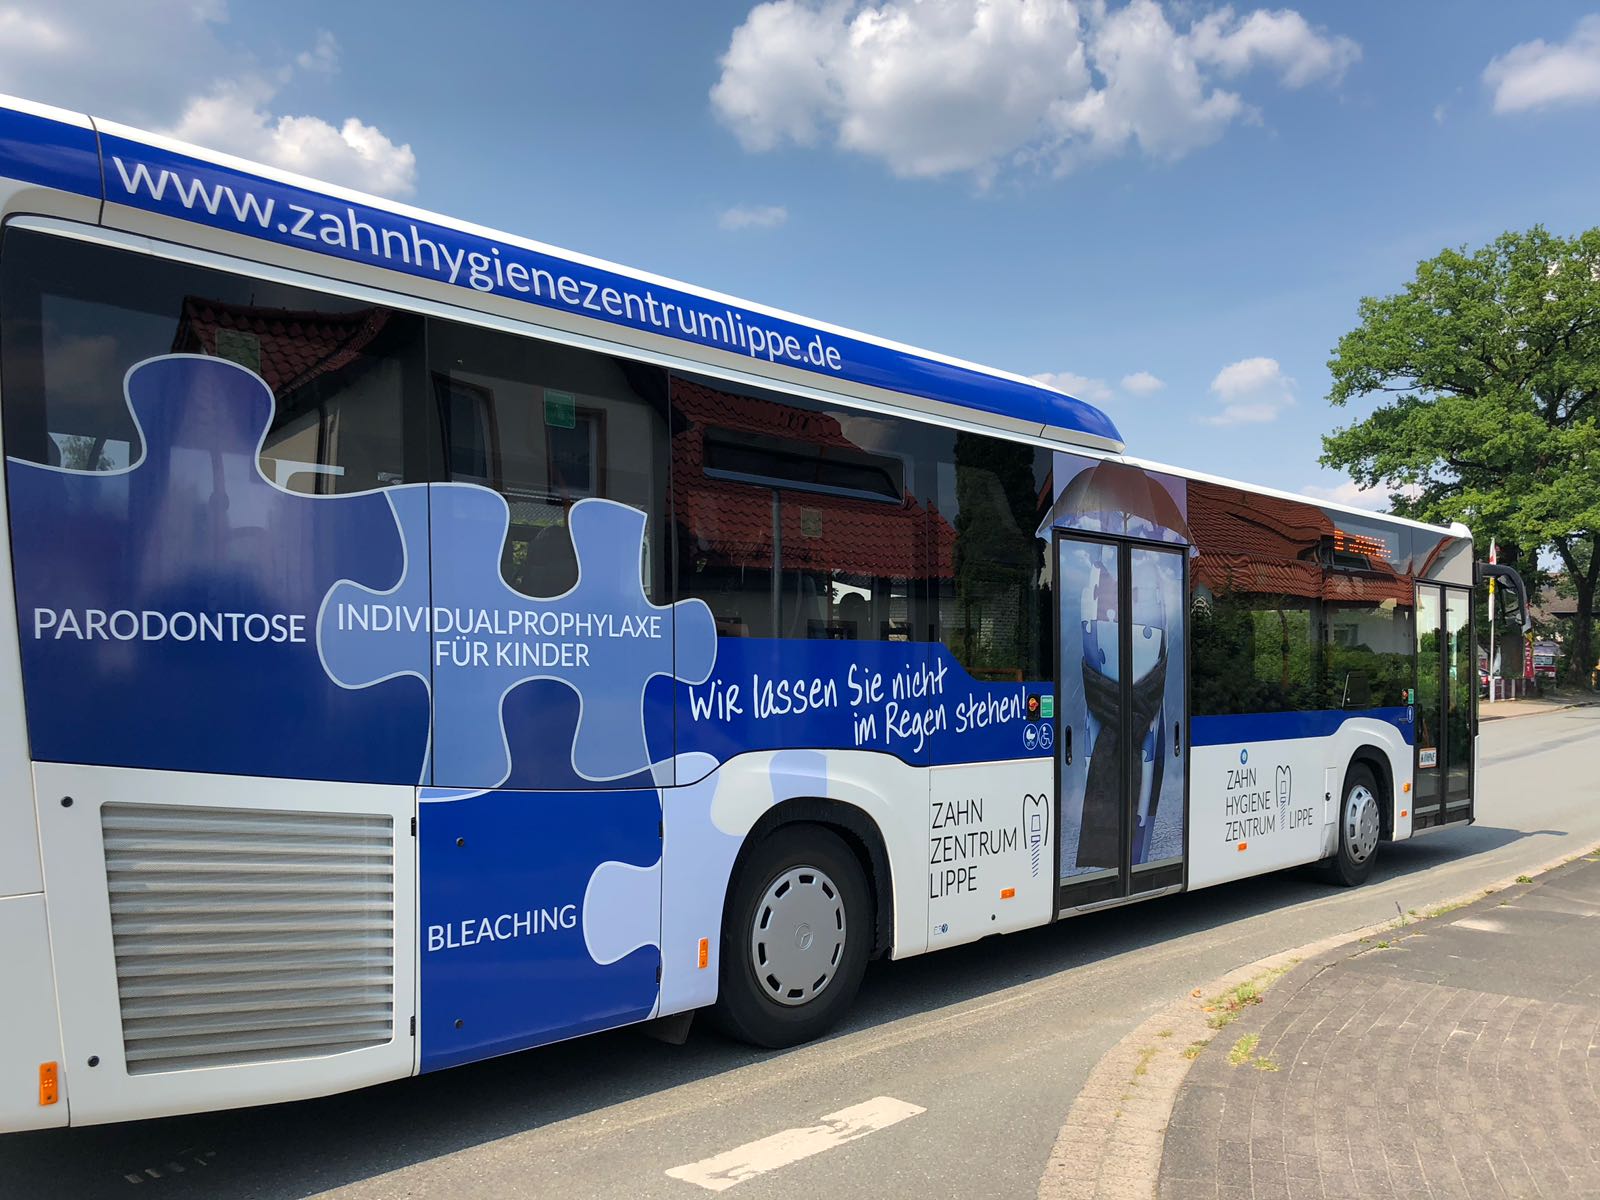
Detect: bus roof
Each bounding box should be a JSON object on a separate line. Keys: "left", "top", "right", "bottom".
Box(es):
{"left": 1115, "top": 450, "right": 1464, "bottom": 539}
{"left": 0, "top": 94, "right": 1124, "bottom": 454}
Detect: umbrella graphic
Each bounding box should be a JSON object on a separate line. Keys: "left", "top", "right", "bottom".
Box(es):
{"left": 1047, "top": 460, "right": 1189, "bottom": 542}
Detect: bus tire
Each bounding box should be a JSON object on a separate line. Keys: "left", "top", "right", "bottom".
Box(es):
{"left": 1321, "top": 762, "right": 1382, "bottom": 887}
{"left": 712, "top": 825, "right": 871, "bottom": 1048}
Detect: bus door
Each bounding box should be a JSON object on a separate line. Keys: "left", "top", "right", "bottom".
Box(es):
{"left": 1055, "top": 535, "right": 1188, "bottom": 910}
{"left": 1412, "top": 583, "right": 1474, "bottom": 828}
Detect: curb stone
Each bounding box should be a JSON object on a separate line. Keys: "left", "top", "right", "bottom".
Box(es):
{"left": 1479, "top": 694, "right": 1600, "bottom": 721}
{"left": 1035, "top": 838, "right": 1600, "bottom": 1200}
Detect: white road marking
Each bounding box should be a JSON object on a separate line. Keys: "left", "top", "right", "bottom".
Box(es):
{"left": 665, "top": 1096, "right": 925, "bottom": 1192}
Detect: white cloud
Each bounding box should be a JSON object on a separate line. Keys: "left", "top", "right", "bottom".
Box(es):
{"left": 1032, "top": 370, "right": 1114, "bottom": 403}
{"left": 167, "top": 80, "right": 416, "bottom": 198}
{"left": 718, "top": 203, "right": 790, "bottom": 230}
{"left": 1300, "top": 479, "right": 1421, "bottom": 512}
{"left": 296, "top": 29, "right": 339, "bottom": 75}
{"left": 1187, "top": 7, "right": 1359, "bottom": 89}
{"left": 1203, "top": 355, "right": 1294, "bottom": 425}
{"left": 1484, "top": 15, "right": 1600, "bottom": 114}
{"left": 0, "top": 2, "right": 416, "bottom": 197}
{"left": 1120, "top": 369, "right": 1165, "bottom": 394}
{"left": 712, "top": 0, "right": 1358, "bottom": 182}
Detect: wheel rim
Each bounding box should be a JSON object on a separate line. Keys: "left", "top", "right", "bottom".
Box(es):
{"left": 1345, "top": 784, "right": 1380, "bottom": 863}
{"left": 749, "top": 865, "right": 847, "bottom": 1007}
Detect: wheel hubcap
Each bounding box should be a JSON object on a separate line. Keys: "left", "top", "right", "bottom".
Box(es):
{"left": 750, "top": 865, "right": 847, "bottom": 1007}
{"left": 1345, "top": 784, "right": 1380, "bottom": 863}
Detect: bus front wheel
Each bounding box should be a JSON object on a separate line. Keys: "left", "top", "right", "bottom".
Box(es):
{"left": 712, "top": 825, "right": 871, "bottom": 1048}
{"left": 1321, "top": 762, "right": 1382, "bottom": 887}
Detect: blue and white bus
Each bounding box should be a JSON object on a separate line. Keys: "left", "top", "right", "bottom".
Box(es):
{"left": 0, "top": 94, "right": 1525, "bottom": 1129}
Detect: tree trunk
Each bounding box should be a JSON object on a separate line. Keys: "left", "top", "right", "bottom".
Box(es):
{"left": 1570, "top": 573, "right": 1597, "bottom": 689}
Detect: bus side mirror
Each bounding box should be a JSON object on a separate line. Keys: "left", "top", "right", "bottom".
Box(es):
{"left": 1475, "top": 562, "right": 1532, "bottom": 633}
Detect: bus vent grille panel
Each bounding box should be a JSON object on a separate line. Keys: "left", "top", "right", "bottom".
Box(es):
{"left": 100, "top": 803, "right": 396, "bottom": 1075}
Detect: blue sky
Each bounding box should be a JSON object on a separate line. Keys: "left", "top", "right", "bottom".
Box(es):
{"left": 6, "top": 1, "right": 1600, "bottom": 506}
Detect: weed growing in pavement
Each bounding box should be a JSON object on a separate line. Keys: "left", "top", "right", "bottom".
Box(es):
{"left": 1226, "top": 1032, "right": 1281, "bottom": 1071}
{"left": 1133, "top": 1046, "right": 1159, "bottom": 1079}
{"left": 1157, "top": 1029, "right": 1174, "bottom": 1038}
{"left": 1204, "top": 963, "right": 1292, "bottom": 1029}
{"left": 1227, "top": 1034, "right": 1260, "bottom": 1066}
{"left": 1207, "top": 981, "right": 1260, "bottom": 1028}
{"left": 1516, "top": 874, "right": 1533, "bottom": 883}
{"left": 1183, "top": 1040, "right": 1209, "bottom": 1061}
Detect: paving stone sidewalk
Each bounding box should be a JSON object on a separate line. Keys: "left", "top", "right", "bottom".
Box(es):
{"left": 1158, "top": 853, "right": 1600, "bottom": 1200}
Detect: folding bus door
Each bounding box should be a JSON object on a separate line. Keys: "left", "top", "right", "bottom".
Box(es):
{"left": 1412, "top": 583, "right": 1474, "bottom": 830}
{"left": 1055, "top": 534, "right": 1187, "bottom": 910}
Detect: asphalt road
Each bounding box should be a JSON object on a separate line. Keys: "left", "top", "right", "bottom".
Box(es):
{"left": 6, "top": 706, "right": 1599, "bottom": 1200}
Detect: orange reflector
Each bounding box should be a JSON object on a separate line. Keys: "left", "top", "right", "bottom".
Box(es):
{"left": 1000, "top": 887, "right": 1016, "bottom": 900}
{"left": 1401, "top": 809, "right": 1408, "bottom": 819}
{"left": 1403, "top": 782, "right": 1412, "bottom": 794}
{"left": 38, "top": 1062, "right": 57, "bottom": 1106}
{"left": 1237, "top": 842, "right": 1248, "bottom": 852}
{"left": 697, "top": 937, "right": 709, "bottom": 969}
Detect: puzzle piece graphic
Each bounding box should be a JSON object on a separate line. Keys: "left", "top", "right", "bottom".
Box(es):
{"left": 318, "top": 485, "right": 435, "bottom": 775}
{"left": 7, "top": 354, "right": 428, "bottom": 784}
{"left": 583, "top": 859, "right": 661, "bottom": 969}
{"left": 321, "top": 483, "right": 718, "bottom": 788}
{"left": 583, "top": 748, "right": 830, "bottom": 1017}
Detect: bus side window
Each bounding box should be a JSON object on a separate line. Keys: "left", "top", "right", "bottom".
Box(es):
{"left": 427, "top": 319, "right": 670, "bottom": 600}
{"left": 929, "top": 432, "right": 1053, "bottom": 683}
{"left": 671, "top": 374, "right": 919, "bottom": 643}
{"left": 0, "top": 228, "right": 424, "bottom": 495}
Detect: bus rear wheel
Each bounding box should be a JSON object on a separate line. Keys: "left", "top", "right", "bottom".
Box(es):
{"left": 712, "top": 825, "right": 871, "bottom": 1048}
{"left": 1321, "top": 762, "right": 1382, "bottom": 887}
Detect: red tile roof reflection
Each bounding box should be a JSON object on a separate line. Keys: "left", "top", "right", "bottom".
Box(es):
{"left": 172, "top": 299, "right": 390, "bottom": 396}
{"left": 1189, "top": 480, "right": 1411, "bottom": 604}
{"left": 672, "top": 378, "right": 956, "bottom": 579}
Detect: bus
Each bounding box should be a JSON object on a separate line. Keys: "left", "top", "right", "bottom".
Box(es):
{"left": 0, "top": 94, "right": 1527, "bottom": 1130}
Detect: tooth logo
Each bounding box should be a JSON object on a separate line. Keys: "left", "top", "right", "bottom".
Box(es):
{"left": 1275, "top": 765, "right": 1292, "bottom": 820}
{"left": 1022, "top": 792, "right": 1050, "bottom": 878}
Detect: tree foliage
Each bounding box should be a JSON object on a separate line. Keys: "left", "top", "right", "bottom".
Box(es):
{"left": 1322, "top": 226, "right": 1600, "bottom": 683}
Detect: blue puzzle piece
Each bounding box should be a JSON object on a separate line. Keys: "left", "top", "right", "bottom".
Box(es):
{"left": 7, "top": 355, "right": 429, "bottom": 784}
{"left": 321, "top": 483, "right": 718, "bottom": 788}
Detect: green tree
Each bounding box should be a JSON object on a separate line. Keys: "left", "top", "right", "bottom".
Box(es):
{"left": 1322, "top": 226, "right": 1600, "bottom": 685}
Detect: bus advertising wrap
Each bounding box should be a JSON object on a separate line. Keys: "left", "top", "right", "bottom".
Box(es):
{"left": 6, "top": 354, "right": 1058, "bottom": 1065}
{"left": 86, "top": 129, "right": 1122, "bottom": 448}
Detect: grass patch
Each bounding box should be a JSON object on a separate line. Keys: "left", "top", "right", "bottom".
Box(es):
{"left": 1423, "top": 898, "right": 1470, "bottom": 919}
{"left": 1515, "top": 874, "right": 1533, "bottom": 884}
{"left": 1156, "top": 1029, "right": 1174, "bottom": 1038}
{"left": 1227, "top": 1032, "right": 1281, "bottom": 1071}
{"left": 1183, "top": 1040, "right": 1209, "bottom": 1061}
{"left": 1204, "top": 963, "right": 1292, "bottom": 1029}
{"left": 1133, "top": 1046, "right": 1159, "bottom": 1079}
{"left": 1207, "top": 980, "right": 1261, "bottom": 1028}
